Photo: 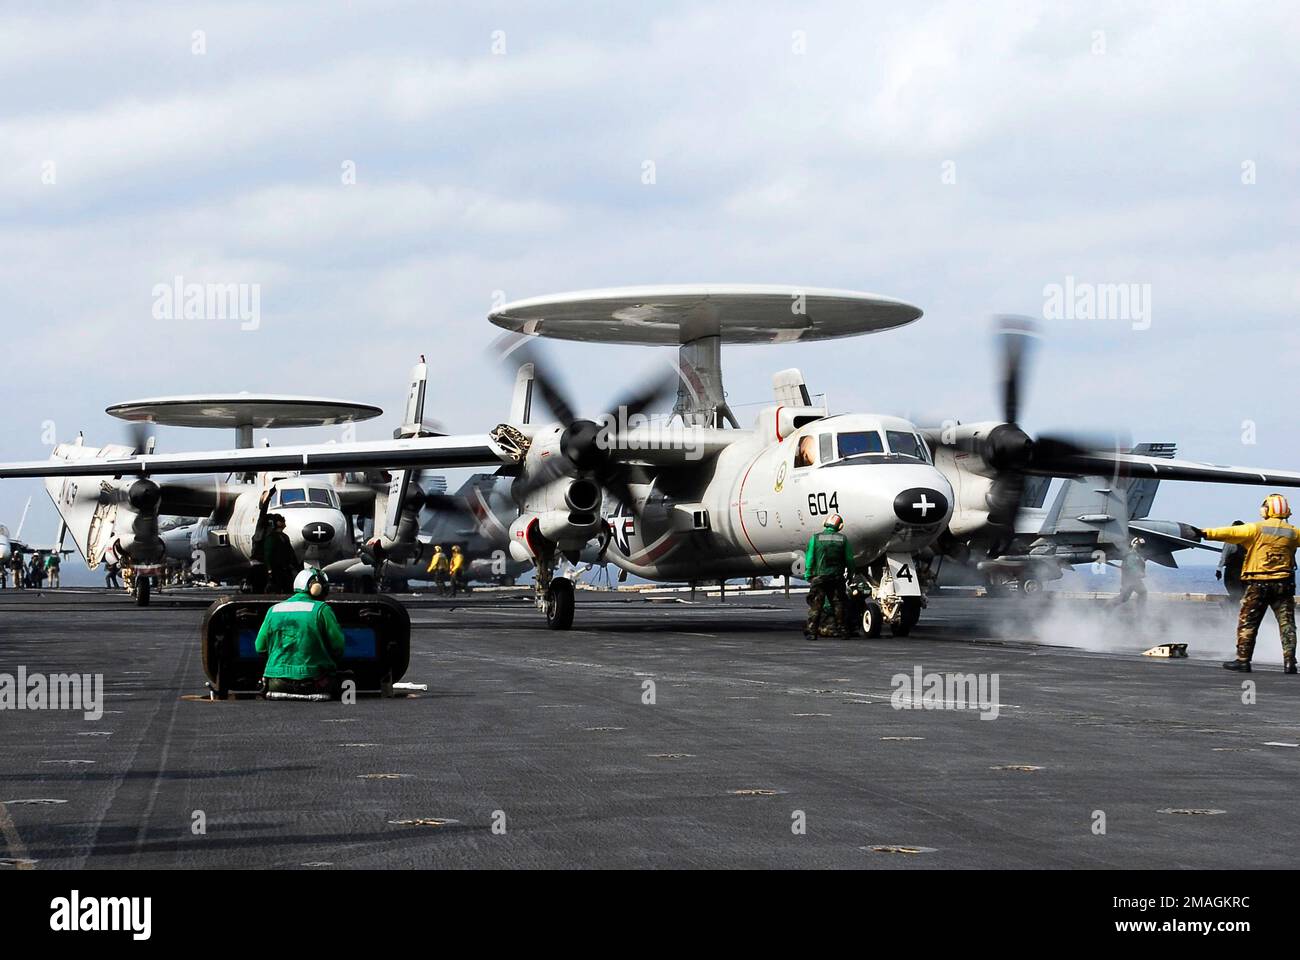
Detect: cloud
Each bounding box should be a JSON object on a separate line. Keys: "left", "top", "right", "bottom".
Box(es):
{"left": 0, "top": 0, "right": 1297, "bottom": 558}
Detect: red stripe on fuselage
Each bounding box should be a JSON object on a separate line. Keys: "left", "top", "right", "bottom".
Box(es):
{"left": 736, "top": 451, "right": 771, "bottom": 571}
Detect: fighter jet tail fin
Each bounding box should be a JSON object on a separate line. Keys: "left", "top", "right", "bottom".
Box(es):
{"left": 510, "top": 363, "right": 536, "bottom": 426}
{"left": 1040, "top": 474, "right": 1128, "bottom": 550}
{"left": 1019, "top": 476, "right": 1052, "bottom": 510}
{"left": 772, "top": 369, "right": 811, "bottom": 407}
{"left": 15, "top": 496, "right": 31, "bottom": 540}
{"left": 1124, "top": 442, "right": 1176, "bottom": 519}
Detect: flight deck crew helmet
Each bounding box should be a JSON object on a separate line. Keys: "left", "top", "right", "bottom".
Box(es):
{"left": 293, "top": 567, "right": 330, "bottom": 599}
{"left": 1130, "top": 537, "right": 1146, "bottom": 549}
{"left": 1261, "top": 494, "right": 1292, "bottom": 520}
{"left": 826, "top": 514, "right": 844, "bottom": 531}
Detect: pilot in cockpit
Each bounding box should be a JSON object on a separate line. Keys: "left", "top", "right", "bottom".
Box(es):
{"left": 794, "top": 435, "right": 816, "bottom": 468}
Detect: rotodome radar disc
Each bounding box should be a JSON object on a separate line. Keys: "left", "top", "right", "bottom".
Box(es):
{"left": 488, "top": 284, "right": 922, "bottom": 345}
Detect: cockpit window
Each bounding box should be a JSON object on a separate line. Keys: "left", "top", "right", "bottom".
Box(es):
{"left": 277, "top": 488, "right": 307, "bottom": 507}
{"left": 308, "top": 488, "right": 335, "bottom": 507}
{"left": 837, "top": 431, "right": 885, "bottom": 458}
{"left": 794, "top": 434, "right": 817, "bottom": 468}
{"left": 886, "top": 431, "right": 928, "bottom": 462}
{"left": 818, "top": 434, "right": 833, "bottom": 464}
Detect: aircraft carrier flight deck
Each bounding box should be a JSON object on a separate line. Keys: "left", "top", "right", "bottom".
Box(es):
{"left": 2, "top": 588, "right": 1296, "bottom": 870}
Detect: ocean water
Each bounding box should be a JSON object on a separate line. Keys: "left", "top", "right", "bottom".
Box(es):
{"left": 1051, "top": 561, "right": 1224, "bottom": 596}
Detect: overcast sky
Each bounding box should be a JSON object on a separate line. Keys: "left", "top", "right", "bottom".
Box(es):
{"left": 1, "top": 1, "right": 1296, "bottom": 566}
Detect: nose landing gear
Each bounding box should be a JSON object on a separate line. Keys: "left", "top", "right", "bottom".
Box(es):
{"left": 858, "top": 553, "right": 928, "bottom": 638}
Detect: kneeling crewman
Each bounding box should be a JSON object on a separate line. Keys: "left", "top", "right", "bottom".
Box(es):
{"left": 1196, "top": 494, "right": 1300, "bottom": 674}
{"left": 255, "top": 568, "right": 347, "bottom": 699}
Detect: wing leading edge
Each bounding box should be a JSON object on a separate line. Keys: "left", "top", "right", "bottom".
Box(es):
{"left": 0, "top": 434, "right": 507, "bottom": 480}
{"left": 1027, "top": 451, "right": 1300, "bottom": 490}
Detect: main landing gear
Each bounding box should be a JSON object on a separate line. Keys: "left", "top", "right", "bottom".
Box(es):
{"left": 544, "top": 578, "right": 575, "bottom": 630}
{"left": 534, "top": 555, "right": 576, "bottom": 631}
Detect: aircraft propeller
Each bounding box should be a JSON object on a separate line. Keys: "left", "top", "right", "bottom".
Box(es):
{"left": 936, "top": 316, "right": 1102, "bottom": 540}
{"left": 504, "top": 345, "right": 677, "bottom": 518}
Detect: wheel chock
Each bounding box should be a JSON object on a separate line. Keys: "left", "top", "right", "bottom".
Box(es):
{"left": 1143, "top": 643, "right": 1188, "bottom": 658}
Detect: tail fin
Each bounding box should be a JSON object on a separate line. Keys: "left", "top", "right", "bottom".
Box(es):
{"left": 510, "top": 362, "right": 536, "bottom": 425}
{"left": 384, "top": 357, "right": 436, "bottom": 540}
{"left": 772, "top": 368, "right": 812, "bottom": 407}
{"left": 1019, "top": 477, "right": 1052, "bottom": 510}
{"left": 40, "top": 441, "right": 136, "bottom": 565}
{"left": 395, "top": 356, "right": 437, "bottom": 440}
{"left": 15, "top": 496, "right": 30, "bottom": 540}
{"left": 1124, "top": 442, "right": 1175, "bottom": 520}
{"left": 1040, "top": 474, "right": 1128, "bottom": 550}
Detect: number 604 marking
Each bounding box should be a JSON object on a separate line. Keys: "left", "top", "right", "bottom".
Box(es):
{"left": 807, "top": 491, "right": 839, "bottom": 515}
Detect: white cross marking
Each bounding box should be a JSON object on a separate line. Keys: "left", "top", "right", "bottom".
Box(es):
{"left": 913, "top": 494, "right": 935, "bottom": 518}
{"left": 312, "top": 526, "right": 328, "bottom": 539}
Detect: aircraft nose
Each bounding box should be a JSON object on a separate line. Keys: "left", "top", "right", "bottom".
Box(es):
{"left": 893, "top": 487, "right": 949, "bottom": 525}
{"left": 302, "top": 521, "right": 336, "bottom": 545}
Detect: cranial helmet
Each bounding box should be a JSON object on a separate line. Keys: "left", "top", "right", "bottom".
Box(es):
{"left": 1262, "top": 494, "right": 1292, "bottom": 519}
{"left": 294, "top": 567, "right": 329, "bottom": 599}
{"left": 826, "top": 513, "right": 844, "bottom": 531}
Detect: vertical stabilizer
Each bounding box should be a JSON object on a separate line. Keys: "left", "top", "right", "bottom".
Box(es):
{"left": 1125, "top": 442, "right": 1176, "bottom": 519}
{"left": 772, "top": 368, "right": 812, "bottom": 407}
{"left": 510, "top": 363, "right": 536, "bottom": 426}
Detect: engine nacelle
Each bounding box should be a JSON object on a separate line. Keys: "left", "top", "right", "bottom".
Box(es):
{"left": 509, "top": 509, "right": 603, "bottom": 562}
{"left": 927, "top": 422, "right": 1003, "bottom": 538}
{"left": 115, "top": 479, "right": 166, "bottom": 564}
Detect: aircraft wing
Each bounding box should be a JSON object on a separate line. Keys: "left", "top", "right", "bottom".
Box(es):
{"left": 1028, "top": 451, "right": 1300, "bottom": 489}
{"left": 0, "top": 434, "right": 506, "bottom": 480}
{"left": 604, "top": 426, "right": 737, "bottom": 466}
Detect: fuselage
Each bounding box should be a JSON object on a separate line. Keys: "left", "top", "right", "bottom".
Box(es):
{"left": 227, "top": 479, "right": 352, "bottom": 566}
{"left": 603, "top": 411, "right": 955, "bottom": 581}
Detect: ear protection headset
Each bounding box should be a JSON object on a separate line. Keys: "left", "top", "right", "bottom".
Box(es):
{"left": 293, "top": 567, "right": 330, "bottom": 599}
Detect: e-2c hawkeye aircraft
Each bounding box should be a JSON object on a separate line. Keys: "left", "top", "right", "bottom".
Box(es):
{"left": 27, "top": 364, "right": 440, "bottom": 603}
{"left": 3, "top": 286, "right": 1297, "bottom": 633}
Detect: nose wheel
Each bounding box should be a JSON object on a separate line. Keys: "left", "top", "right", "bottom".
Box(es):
{"left": 860, "top": 601, "right": 884, "bottom": 638}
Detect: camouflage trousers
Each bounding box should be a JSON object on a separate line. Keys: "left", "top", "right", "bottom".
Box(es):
{"left": 1236, "top": 578, "right": 1297, "bottom": 662}
{"left": 806, "top": 576, "right": 847, "bottom": 638}
{"left": 264, "top": 675, "right": 339, "bottom": 700}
